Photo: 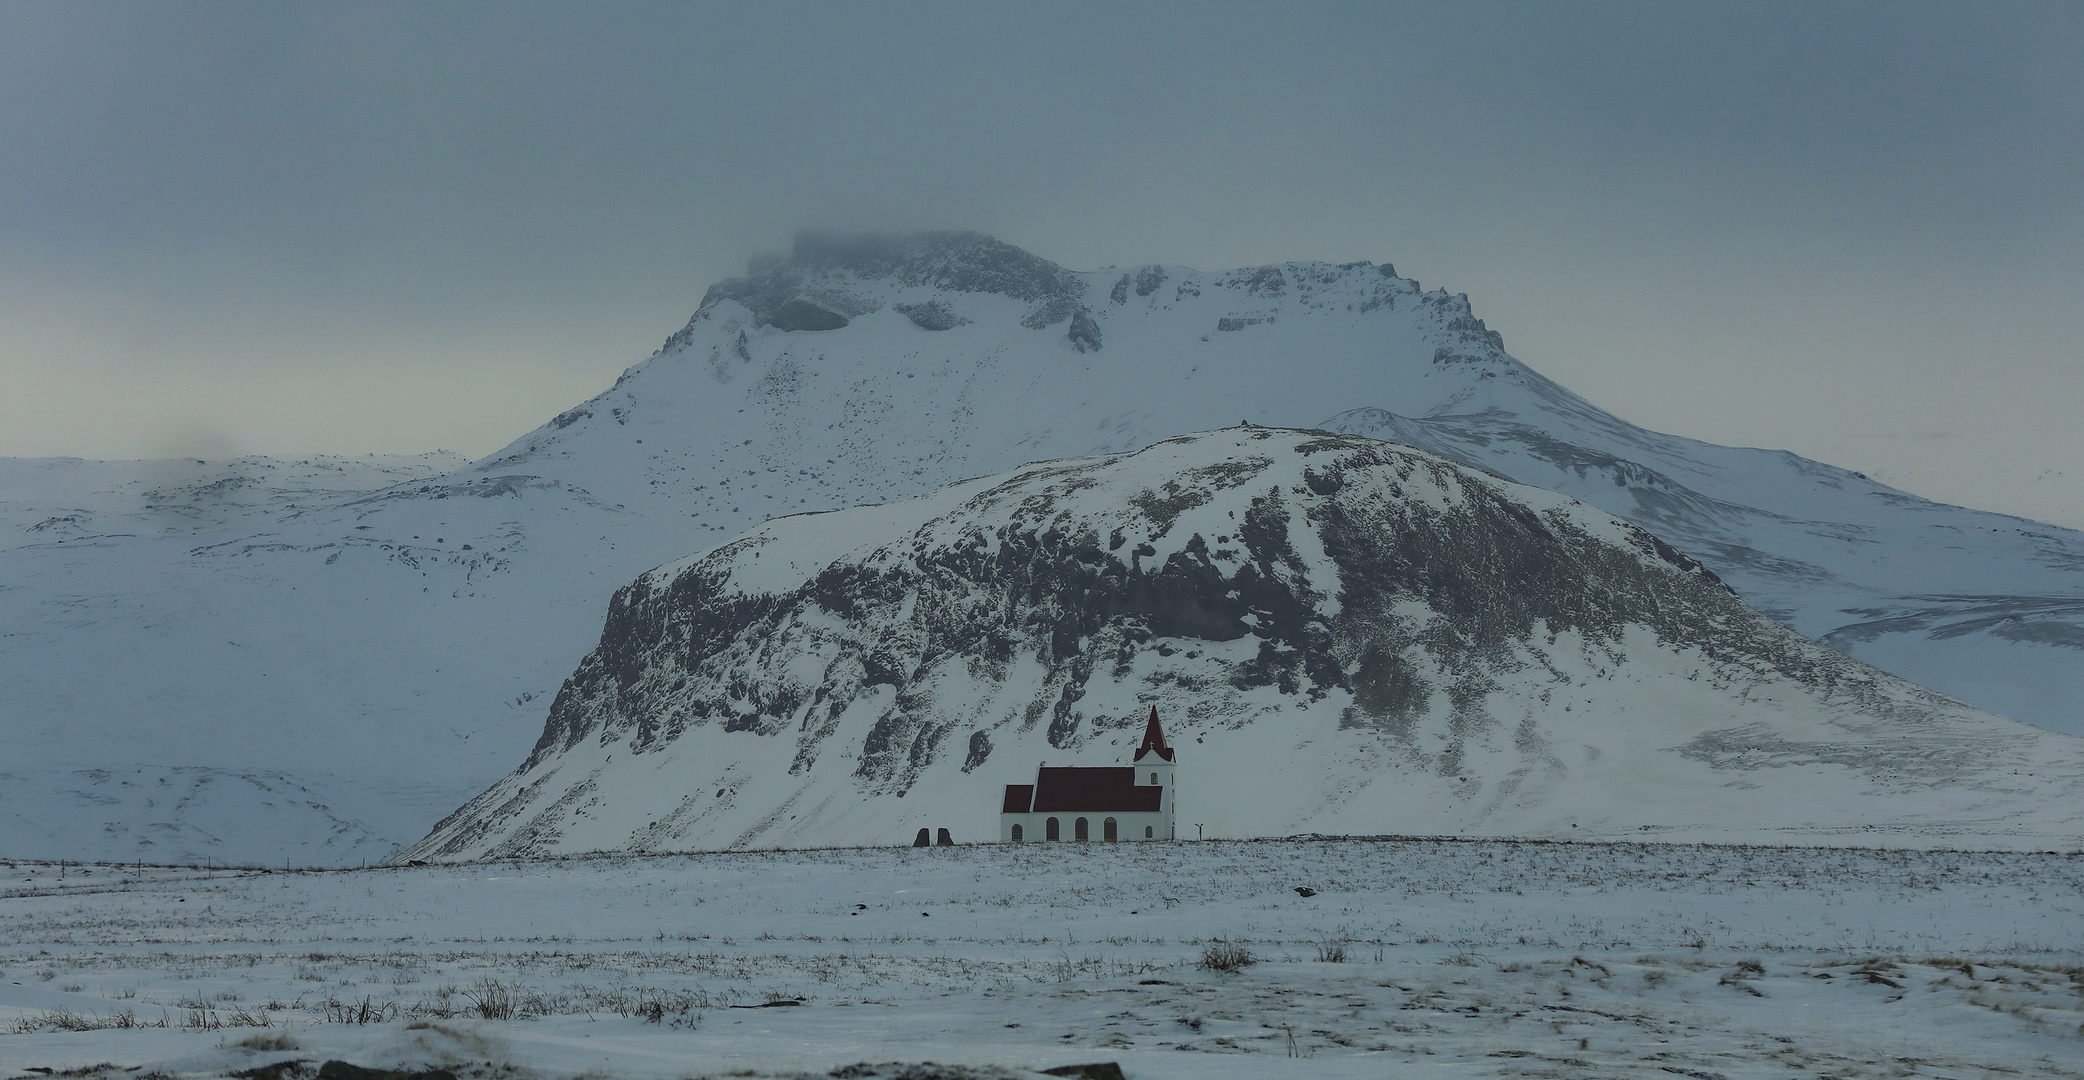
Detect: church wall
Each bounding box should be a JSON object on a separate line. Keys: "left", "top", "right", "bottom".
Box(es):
{"left": 1000, "top": 810, "right": 1172, "bottom": 843}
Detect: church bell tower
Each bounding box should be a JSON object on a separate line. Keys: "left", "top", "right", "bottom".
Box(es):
{"left": 1131, "top": 705, "right": 1177, "bottom": 839}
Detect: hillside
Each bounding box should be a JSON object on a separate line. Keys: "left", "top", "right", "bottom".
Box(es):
{"left": 405, "top": 429, "right": 2084, "bottom": 859}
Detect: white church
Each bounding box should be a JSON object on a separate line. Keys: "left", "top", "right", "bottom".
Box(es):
{"left": 999, "top": 706, "right": 1176, "bottom": 842}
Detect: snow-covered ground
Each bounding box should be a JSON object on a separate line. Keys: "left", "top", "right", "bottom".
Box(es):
{"left": 4, "top": 840, "right": 2078, "bottom": 1079}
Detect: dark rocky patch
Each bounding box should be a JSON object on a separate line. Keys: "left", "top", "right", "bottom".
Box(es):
{"left": 1068, "top": 309, "right": 1103, "bottom": 352}
{"left": 685, "top": 231, "right": 1082, "bottom": 338}
{"left": 770, "top": 299, "right": 850, "bottom": 332}
{"left": 895, "top": 300, "right": 967, "bottom": 331}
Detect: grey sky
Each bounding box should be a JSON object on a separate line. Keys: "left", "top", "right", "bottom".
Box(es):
{"left": 4, "top": 1, "right": 2081, "bottom": 525}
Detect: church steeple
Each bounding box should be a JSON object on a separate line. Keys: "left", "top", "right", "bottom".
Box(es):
{"left": 1133, "top": 705, "right": 1174, "bottom": 762}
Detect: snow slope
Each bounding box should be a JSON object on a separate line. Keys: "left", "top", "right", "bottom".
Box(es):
{"left": 407, "top": 429, "right": 2084, "bottom": 859}
{"left": 4, "top": 841, "right": 2080, "bottom": 1080}
{"left": 5, "top": 231, "right": 2081, "bottom": 865}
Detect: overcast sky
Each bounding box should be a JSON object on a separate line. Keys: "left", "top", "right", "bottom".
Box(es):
{"left": 4, "top": 1, "right": 2080, "bottom": 527}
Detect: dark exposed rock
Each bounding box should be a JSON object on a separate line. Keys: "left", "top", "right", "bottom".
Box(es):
{"left": 1068, "top": 309, "right": 1103, "bottom": 353}
{"left": 1021, "top": 295, "right": 1080, "bottom": 329}
{"left": 895, "top": 300, "right": 967, "bottom": 331}
{"left": 685, "top": 231, "right": 1082, "bottom": 340}
{"left": 936, "top": 827, "right": 953, "bottom": 846}
{"left": 961, "top": 730, "right": 992, "bottom": 772}
{"left": 912, "top": 827, "right": 931, "bottom": 847}
{"left": 770, "top": 299, "right": 850, "bottom": 332}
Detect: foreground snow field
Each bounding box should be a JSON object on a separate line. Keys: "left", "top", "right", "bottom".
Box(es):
{"left": 3, "top": 841, "right": 2080, "bottom": 1080}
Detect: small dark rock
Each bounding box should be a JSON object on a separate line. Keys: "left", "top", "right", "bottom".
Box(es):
{"left": 1067, "top": 309, "right": 1103, "bottom": 353}
{"left": 1294, "top": 886, "right": 1316, "bottom": 897}
{"left": 912, "top": 828, "right": 931, "bottom": 847}
{"left": 936, "top": 828, "right": 954, "bottom": 846}
{"left": 1042, "top": 1064, "right": 1127, "bottom": 1080}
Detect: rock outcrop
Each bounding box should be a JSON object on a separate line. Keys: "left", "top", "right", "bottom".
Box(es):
{"left": 403, "top": 429, "right": 2084, "bottom": 861}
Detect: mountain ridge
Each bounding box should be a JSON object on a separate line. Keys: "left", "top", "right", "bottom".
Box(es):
{"left": 404, "top": 428, "right": 2083, "bottom": 861}
{"left": 3, "top": 230, "right": 2079, "bottom": 864}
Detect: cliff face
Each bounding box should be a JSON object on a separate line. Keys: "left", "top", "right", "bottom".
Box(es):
{"left": 405, "top": 429, "right": 2084, "bottom": 861}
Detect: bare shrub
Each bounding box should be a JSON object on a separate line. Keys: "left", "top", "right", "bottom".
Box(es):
{"left": 465, "top": 978, "right": 516, "bottom": 1020}
{"left": 1315, "top": 942, "right": 1347, "bottom": 963}
{"left": 322, "top": 996, "right": 397, "bottom": 1025}
{"left": 1199, "top": 941, "right": 1256, "bottom": 972}
{"left": 183, "top": 1003, "right": 273, "bottom": 1029}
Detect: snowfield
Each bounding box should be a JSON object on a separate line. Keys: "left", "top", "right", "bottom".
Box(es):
{"left": 3, "top": 839, "right": 2079, "bottom": 1080}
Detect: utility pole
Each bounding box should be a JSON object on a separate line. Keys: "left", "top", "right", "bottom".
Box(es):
{"left": 1195, "top": 824, "right": 1203, "bottom": 840}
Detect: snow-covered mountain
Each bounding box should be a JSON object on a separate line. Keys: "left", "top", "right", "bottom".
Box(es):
{"left": 404, "top": 429, "right": 2084, "bottom": 858}
{"left": 4, "top": 231, "right": 2080, "bottom": 864}
{"left": 491, "top": 231, "right": 2084, "bottom": 735}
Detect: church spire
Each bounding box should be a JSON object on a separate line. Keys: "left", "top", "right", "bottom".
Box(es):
{"left": 1133, "top": 705, "right": 1174, "bottom": 762}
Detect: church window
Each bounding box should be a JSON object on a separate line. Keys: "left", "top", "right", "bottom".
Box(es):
{"left": 1046, "top": 817, "right": 1060, "bottom": 841}
{"left": 1075, "top": 817, "right": 1089, "bottom": 841}
{"left": 1103, "top": 817, "right": 1118, "bottom": 842}
{"left": 1145, "top": 825, "right": 1153, "bottom": 838}
{"left": 1010, "top": 824, "right": 1023, "bottom": 842}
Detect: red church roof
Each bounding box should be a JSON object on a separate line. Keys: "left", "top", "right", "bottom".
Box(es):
{"left": 1028, "top": 767, "right": 1161, "bottom": 813}
{"left": 1001, "top": 784, "right": 1035, "bottom": 814}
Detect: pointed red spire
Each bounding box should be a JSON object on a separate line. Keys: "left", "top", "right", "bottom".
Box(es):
{"left": 1133, "top": 705, "right": 1174, "bottom": 762}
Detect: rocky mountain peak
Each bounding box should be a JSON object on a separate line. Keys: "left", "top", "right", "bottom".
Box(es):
{"left": 670, "top": 231, "right": 1087, "bottom": 346}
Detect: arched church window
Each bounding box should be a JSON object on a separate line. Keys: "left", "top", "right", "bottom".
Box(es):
{"left": 1010, "top": 824, "right": 1023, "bottom": 842}
{"left": 1046, "top": 817, "right": 1060, "bottom": 841}
{"left": 1075, "top": 817, "right": 1089, "bottom": 841}
{"left": 1103, "top": 817, "right": 1118, "bottom": 841}
{"left": 1145, "top": 825, "right": 1153, "bottom": 839}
